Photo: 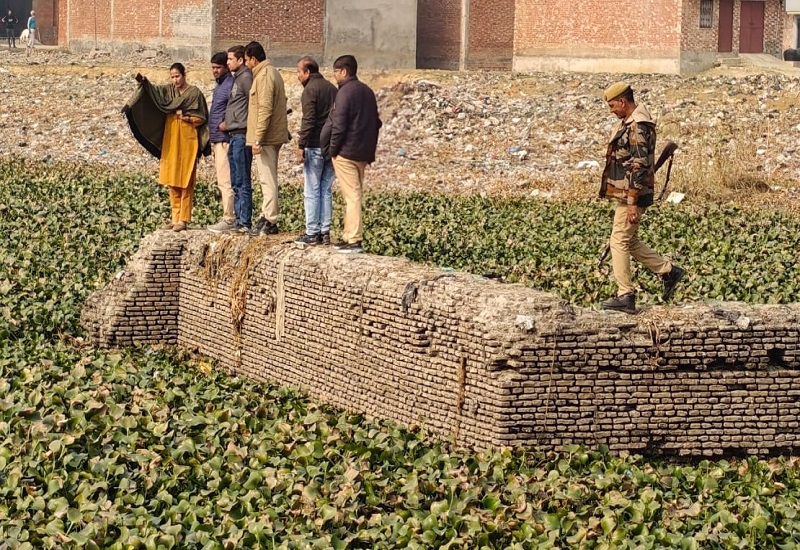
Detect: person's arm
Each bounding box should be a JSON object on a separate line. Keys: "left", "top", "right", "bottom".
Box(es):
{"left": 328, "top": 93, "right": 349, "bottom": 159}
{"left": 626, "top": 122, "right": 654, "bottom": 206}
{"left": 297, "top": 86, "right": 316, "bottom": 151}
{"left": 254, "top": 70, "right": 275, "bottom": 145}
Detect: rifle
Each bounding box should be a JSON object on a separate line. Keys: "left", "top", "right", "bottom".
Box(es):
{"left": 597, "top": 140, "right": 678, "bottom": 266}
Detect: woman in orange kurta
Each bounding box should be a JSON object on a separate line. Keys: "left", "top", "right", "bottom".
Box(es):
{"left": 124, "top": 63, "right": 210, "bottom": 232}
{"left": 159, "top": 64, "right": 208, "bottom": 231}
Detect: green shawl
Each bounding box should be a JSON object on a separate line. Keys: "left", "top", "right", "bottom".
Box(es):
{"left": 124, "top": 80, "right": 211, "bottom": 159}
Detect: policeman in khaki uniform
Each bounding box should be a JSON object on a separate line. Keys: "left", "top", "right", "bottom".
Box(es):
{"left": 599, "top": 81, "right": 685, "bottom": 313}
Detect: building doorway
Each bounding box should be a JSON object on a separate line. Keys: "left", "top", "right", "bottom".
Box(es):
{"left": 740, "top": 1, "right": 765, "bottom": 53}
{"left": 718, "top": 0, "right": 734, "bottom": 52}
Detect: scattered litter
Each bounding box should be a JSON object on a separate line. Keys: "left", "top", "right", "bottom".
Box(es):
{"left": 666, "top": 192, "right": 686, "bottom": 204}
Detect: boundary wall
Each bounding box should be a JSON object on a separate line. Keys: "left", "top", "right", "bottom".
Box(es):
{"left": 82, "top": 231, "right": 800, "bottom": 458}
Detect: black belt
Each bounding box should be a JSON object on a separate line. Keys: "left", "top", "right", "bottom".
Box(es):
{"left": 228, "top": 129, "right": 246, "bottom": 135}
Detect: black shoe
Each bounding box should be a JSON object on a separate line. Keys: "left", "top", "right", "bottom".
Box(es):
{"left": 321, "top": 232, "right": 331, "bottom": 245}
{"left": 600, "top": 292, "right": 636, "bottom": 313}
{"left": 333, "top": 240, "right": 348, "bottom": 249}
{"left": 234, "top": 224, "right": 251, "bottom": 235}
{"left": 248, "top": 217, "right": 268, "bottom": 237}
{"left": 262, "top": 221, "right": 279, "bottom": 235}
{"left": 295, "top": 233, "right": 322, "bottom": 245}
{"left": 661, "top": 265, "right": 685, "bottom": 301}
{"left": 337, "top": 241, "right": 363, "bottom": 254}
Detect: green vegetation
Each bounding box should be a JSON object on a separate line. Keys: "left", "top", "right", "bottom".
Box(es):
{"left": 2, "top": 159, "right": 800, "bottom": 548}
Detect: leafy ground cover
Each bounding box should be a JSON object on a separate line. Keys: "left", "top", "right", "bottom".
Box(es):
{"left": 2, "top": 159, "right": 800, "bottom": 548}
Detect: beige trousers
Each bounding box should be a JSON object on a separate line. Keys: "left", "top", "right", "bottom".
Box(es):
{"left": 610, "top": 204, "right": 671, "bottom": 296}
{"left": 212, "top": 142, "right": 235, "bottom": 224}
{"left": 253, "top": 144, "right": 281, "bottom": 224}
{"left": 332, "top": 156, "right": 367, "bottom": 244}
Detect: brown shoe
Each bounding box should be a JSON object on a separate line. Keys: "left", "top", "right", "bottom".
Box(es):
{"left": 173, "top": 221, "right": 187, "bottom": 232}
{"left": 161, "top": 222, "right": 175, "bottom": 230}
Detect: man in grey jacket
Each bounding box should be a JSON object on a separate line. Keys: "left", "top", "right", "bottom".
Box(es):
{"left": 221, "top": 45, "right": 253, "bottom": 233}
{"left": 294, "top": 56, "right": 337, "bottom": 246}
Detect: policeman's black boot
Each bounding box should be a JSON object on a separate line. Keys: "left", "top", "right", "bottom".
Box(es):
{"left": 661, "top": 265, "right": 686, "bottom": 301}
{"left": 600, "top": 292, "right": 636, "bottom": 314}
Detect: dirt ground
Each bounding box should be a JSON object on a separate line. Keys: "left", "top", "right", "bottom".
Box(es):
{"left": 1, "top": 48, "right": 799, "bottom": 210}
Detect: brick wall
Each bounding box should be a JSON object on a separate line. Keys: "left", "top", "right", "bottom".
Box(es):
{"left": 32, "top": 0, "right": 57, "bottom": 45}
{"left": 417, "top": 0, "right": 462, "bottom": 69}
{"left": 466, "top": 0, "right": 514, "bottom": 70}
{"left": 83, "top": 231, "right": 800, "bottom": 457}
{"left": 58, "top": 0, "right": 213, "bottom": 58}
{"left": 682, "top": 0, "right": 786, "bottom": 55}
{"left": 514, "top": 0, "right": 684, "bottom": 73}
{"left": 213, "top": 0, "right": 325, "bottom": 64}
{"left": 682, "top": 0, "right": 719, "bottom": 52}
{"left": 417, "top": 0, "right": 514, "bottom": 71}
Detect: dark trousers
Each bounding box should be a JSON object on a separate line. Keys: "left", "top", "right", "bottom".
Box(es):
{"left": 6, "top": 28, "right": 14, "bottom": 48}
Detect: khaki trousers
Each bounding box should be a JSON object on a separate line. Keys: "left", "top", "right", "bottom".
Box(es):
{"left": 253, "top": 144, "right": 281, "bottom": 224}
{"left": 212, "top": 142, "right": 235, "bottom": 224}
{"left": 610, "top": 204, "right": 671, "bottom": 296}
{"left": 332, "top": 156, "right": 367, "bottom": 244}
{"left": 169, "top": 182, "right": 194, "bottom": 223}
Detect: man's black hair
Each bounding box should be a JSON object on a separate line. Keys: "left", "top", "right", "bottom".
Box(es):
{"left": 244, "top": 41, "right": 267, "bottom": 62}
{"left": 210, "top": 51, "right": 227, "bottom": 66}
{"left": 333, "top": 55, "right": 357, "bottom": 77}
{"left": 298, "top": 56, "right": 320, "bottom": 74}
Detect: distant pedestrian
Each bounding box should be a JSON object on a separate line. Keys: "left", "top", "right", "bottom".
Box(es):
{"left": 123, "top": 64, "right": 210, "bottom": 232}
{"left": 320, "top": 55, "right": 382, "bottom": 254}
{"left": 205, "top": 51, "right": 236, "bottom": 233}
{"left": 294, "top": 56, "right": 337, "bottom": 246}
{"left": 221, "top": 45, "right": 254, "bottom": 234}
{"left": 598, "top": 81, "right": 684, "bottom": 313}
{"left": 25, "top": 10, "right": 35, "bottom": 56}
{"left": 2, "top": 10, "right": 18, "bottom": 48}
{"left": 244, "top": 41, "right": 289, "bottom": 236}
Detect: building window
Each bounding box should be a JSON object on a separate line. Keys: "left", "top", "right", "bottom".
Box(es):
{"left": 700, "top": 0, "right": 713, "bottom": 28}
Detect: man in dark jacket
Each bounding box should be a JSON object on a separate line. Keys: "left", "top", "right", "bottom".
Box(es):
{"left": 2, "top": 10, "right": 17, "bottom": 48}
{"left": 294, "top": 56, "right": 337, "bottom": 246}
{"left": 320, "top": 54, "right": 381, "bottom": 254}
{"left": 206, "top": 52, "right": 235, "bottom": 233}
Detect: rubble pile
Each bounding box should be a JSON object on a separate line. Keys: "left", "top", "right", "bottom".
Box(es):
{"left": 1, "top": 51, "right": 798, "bottom": 199}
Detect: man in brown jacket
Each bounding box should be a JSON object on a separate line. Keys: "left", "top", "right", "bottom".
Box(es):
{"left": 244, "top": 41, "right": 289, "bottom": 236}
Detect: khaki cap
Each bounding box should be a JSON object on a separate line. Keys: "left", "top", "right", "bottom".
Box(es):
{"left": 603, "top": 81, "right": 631, "bottom": 102}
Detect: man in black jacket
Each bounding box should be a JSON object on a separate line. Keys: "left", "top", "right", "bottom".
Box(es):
{"left": 320, "top": 55, "right": 381, "bottom": 254}
{"left": 294, "top": 56, "right": 337, "bottom": 246}
{"left": 2, "top": 10, "right": 17, "bottom": 48}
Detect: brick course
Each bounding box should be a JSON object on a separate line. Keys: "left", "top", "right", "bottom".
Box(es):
{"left": 83, "top": 231, "right": 800, "bottom": 457}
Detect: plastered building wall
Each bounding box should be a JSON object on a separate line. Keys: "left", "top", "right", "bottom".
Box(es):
{"left": 324, "top": 0, "right": 417, "bottom": 69}
{"left": 83, "top": 231, "right": 800, "bottom": 458}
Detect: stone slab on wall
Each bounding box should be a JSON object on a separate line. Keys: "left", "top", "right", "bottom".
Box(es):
{"left": 83, "top": 231, "right": 800, "bottom": 457}
{"left": 324, "top": 0, "right": 417, "bottom": 70}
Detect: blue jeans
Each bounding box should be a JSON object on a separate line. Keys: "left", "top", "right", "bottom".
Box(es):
{"left": 228, "top": 134, "right": 252, "bottom": 228}
{"left": 303, "top": 148, "right": 334, "bottom": 235}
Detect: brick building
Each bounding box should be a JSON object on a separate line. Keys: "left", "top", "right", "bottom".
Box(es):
{"left": 514, "top": 0, "right": 799, "bottom": 74}
{"left": 45, "top": 0, "right": 800, "bottom": 72}
{"left": 417, "top": 0, "right": 516, "bottom": 70}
